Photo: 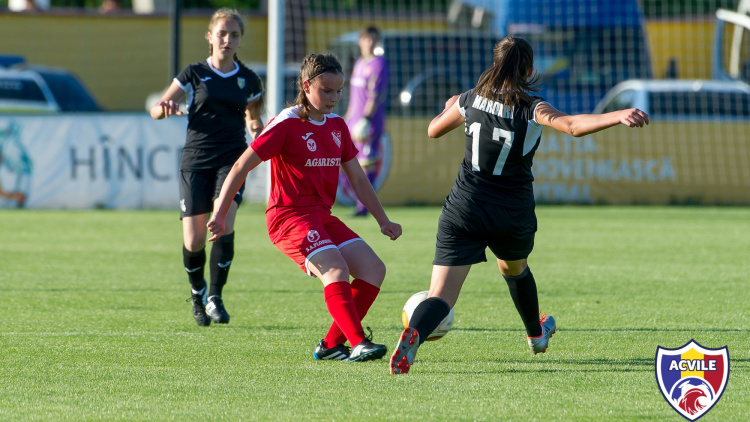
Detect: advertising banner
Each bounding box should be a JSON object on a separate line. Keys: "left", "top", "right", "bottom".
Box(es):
{"left": 534, "top": 123, "right": 750, "bottom": 205}
{"left": 0, "top": 114, "right": 189, "bottom": 209}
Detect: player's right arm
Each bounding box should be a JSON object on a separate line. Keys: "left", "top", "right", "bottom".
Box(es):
{"left": 150, "top": 80, "right": 184, "bottom": 120}
{"left": 207, "top": 147, "right": 263, "bottom": 242}
{"left": 535, "top": 103, "right": 649, "bottom": 137}
{"left": 427, "top": 95, "right": 464, "bottom": 138}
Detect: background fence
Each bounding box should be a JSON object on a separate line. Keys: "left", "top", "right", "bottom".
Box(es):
{"left": 1, "top": 0, "right": 749, "bottom": 207}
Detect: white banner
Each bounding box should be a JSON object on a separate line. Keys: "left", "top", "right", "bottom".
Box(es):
{"left": 0, "top": 114, "right": 267, "bottom": 210}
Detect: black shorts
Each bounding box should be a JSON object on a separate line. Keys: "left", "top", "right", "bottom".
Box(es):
{"left": 179, "top": 166, "right": 244, "bottom": 218}
{"left": 433, "top": 193, "right": 536, "bottom": 266}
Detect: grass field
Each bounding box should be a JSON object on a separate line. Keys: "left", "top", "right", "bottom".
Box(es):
{"left": 1, "top": 204, "right": 748, "bottom": 421}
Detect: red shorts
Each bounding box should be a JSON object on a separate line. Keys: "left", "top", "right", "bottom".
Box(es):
{"left": 271, "top": 210, "right": 361, "bottom": 276}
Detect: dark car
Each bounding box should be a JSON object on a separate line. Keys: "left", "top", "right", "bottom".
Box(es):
{"left": 329, "top": 31, "right": 499, "bottom": 116}
{"left": 0, "top": 59, "right": 102, "bottom": 113}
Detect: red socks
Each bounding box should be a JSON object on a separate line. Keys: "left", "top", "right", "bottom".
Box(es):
{"left": 323, "top": 279, "right": 380, "bottom": 347}
{"left": 323, "top": 281, "right": 370, "bottom": 347}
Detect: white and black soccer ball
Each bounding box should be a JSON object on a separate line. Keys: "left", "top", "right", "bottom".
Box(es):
{"left": 401, "top": 290, "right": 454, "bottom": 341}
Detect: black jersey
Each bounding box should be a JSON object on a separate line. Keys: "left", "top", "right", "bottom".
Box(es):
{"left": 453, "top": 90, "right": 546, "bottom": 207}
{"left": 175, "top": 59, "right": 263, "bottom": 170}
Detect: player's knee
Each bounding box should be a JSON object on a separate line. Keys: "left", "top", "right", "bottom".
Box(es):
{"left": 371, "top": 257, "right": 387, "bottom": 281}
{"left": 184, "top": 239, "right": 206, "bottom": 252}
{"left": 498, "top": 259, "right": 528, "bottom": 277}
{"left": 358, "top": 257, "right": 386, "bottom": 285}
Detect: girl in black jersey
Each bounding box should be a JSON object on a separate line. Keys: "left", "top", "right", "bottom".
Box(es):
{"left": 390, "top": 35, "right": 649, "bottom": 374}
{"left": 150, "top": 8, "right": 264, "bottom": 326}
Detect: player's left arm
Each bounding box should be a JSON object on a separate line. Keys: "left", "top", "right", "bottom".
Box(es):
{"left": 341, "top": 158, "right": 401, "bottom": 240}
{"left": 535, "top": 102, "right": 649, "bottom": 137}
{"left": 427, "top": 95, "right": 464, "bottom": 138}
{"left": 245, "top": 95, "right": 265, "bottom": 140}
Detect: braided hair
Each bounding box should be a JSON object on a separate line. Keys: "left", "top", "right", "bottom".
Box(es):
{"left": 292, "top": 52, "right": 343, "bottom": 122}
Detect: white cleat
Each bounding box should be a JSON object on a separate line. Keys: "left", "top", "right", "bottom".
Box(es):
{"left": 390, "top": 328, "right": 420, "bottom": 374}
{"left": 527, "top": 314, "right": 556, "bottom": 354}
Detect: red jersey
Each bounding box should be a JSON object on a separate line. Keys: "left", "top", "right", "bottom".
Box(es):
{"left": 250, "top": 106, "right": 359, "bottom": 240}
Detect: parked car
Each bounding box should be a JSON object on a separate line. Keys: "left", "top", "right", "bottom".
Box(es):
{"left": 246, "top": 62, "right": 301, "bottom": 108}
{"left": 0, "top": 60, "right": 102, "bottom": 113}
{"left": 329, "top": 31, "right": 498, "bottom": 116}
{"left": 593, "top": 79, "right": 750, "bottom": 120}
{"left": 459, "top": 0, "right": 652, "bottom": 114}
{"left": 531, "top": 78, "right": 750, "bottom": 205}
{"left": 329, "top": 0, "right": 650, "bottom": 117}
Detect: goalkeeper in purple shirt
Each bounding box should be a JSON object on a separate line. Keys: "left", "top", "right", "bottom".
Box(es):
{"left": 343, "top": 26, "right": 389, "bottom": 217}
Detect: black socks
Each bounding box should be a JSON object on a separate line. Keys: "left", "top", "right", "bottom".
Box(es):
{"left": 409, "top": 297, "right": 452, "bottom": 345}
{"left": 209, "top": 231, "right": 234, "bottom": 298}
{"left": 503, "top": 267, "right": 542, "bottom": 337}
{"left": 182, "top": 246, "right": 206, "bottom": 291}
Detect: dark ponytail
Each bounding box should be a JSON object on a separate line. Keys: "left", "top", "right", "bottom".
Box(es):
{"left": 473, "top": 35, "right": 540, "bottom": 107}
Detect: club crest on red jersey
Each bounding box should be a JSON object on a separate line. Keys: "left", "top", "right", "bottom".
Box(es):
{"left": 237, "top": 77, "right": 245, "bottom": 89}
{"left": 302, "top": 132, "right": 316, "bottom": 151}
{"left": 306, "top": 230, "right": 320, "bottom": 243}
{"left": 655, "top": 340, "right": 729, "bottom": 421}
{"left": 331, "top": 130, "right": 342, "bottom": 148}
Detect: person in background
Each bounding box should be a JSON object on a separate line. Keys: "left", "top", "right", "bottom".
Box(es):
{"left": 390, "top": 35, "right": 649, "bottom": 374}
{"left": 207, "top": 53, "right": 402, "bottom": 362}
{"left": 150, "top": 8, "right": 264, "bottom": 327}
{"left": 99, "top": 0, "right": 123, "bottom": 14}
{"left": 342, "top": 26, "right": 389, "bottom": 217}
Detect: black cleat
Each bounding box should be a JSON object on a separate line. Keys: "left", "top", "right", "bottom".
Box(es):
{"left": 187, "top": 290, "right": 211, "bottom": 326}
{"left": 348, "top": 339, "right": 387, "bottom": 362}
{"left": 205, "top": 295, "right": 230, "bottom": 324}
{"left": 313, "top": 339, "right": 350, "bottom": 360}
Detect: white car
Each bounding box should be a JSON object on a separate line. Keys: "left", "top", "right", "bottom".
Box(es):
{"left": 593, "top": 79, "right": 750, "bottom": 120}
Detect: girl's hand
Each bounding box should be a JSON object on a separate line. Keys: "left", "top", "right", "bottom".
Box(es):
{"left": 619, "top": 108, "right": 649, "bottom": 128}
{"left": 380, "top": 221, "right": 402, "bottom": 241}
{"left": 159, "top": 100, "right": 183, "bottom": 118}
{"left": 207, "top": 215, "right": 226, "bottom": 242}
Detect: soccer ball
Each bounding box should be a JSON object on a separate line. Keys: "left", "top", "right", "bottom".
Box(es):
{"left": 401, "top": 290, "right": 454, "bottom": 341}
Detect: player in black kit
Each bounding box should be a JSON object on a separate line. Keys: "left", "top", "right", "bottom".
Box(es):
{"left": 150, "top": 8, "right": 264, "bottom": 326}
{"left": 390, "top": 35, "right": 649, "bottom": 374}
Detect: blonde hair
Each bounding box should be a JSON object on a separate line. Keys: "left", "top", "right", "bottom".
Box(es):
{"left": 292, "top": 52, "right": 343, "bottom": 122}
{"left": 206, "top": 8, "right": 248, "bottom": 69}
{"left": 473, "top": 35, "right": 540, "bottom": 107}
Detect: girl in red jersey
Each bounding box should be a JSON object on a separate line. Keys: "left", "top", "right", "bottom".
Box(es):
{"left": 207, "top": 53, "right": 402, "bottom": 362}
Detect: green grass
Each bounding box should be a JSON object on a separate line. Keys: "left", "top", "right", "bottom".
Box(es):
{"left": 1, "top": 204, "right": 748, "bottom": 421}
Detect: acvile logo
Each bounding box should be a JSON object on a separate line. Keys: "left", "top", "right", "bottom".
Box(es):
{"left": 655, "top": 340, "right": 729, "bottom": 421}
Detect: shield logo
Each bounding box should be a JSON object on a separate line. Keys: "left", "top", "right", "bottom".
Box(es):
{"left": 331, "top": 130, "right": 341, "bottom": 148}
{"left": 237, "top": 77, "right": 245, "bottom": 89}
{"left": 655, "top": 340, "right": 729, "bottom": 421}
